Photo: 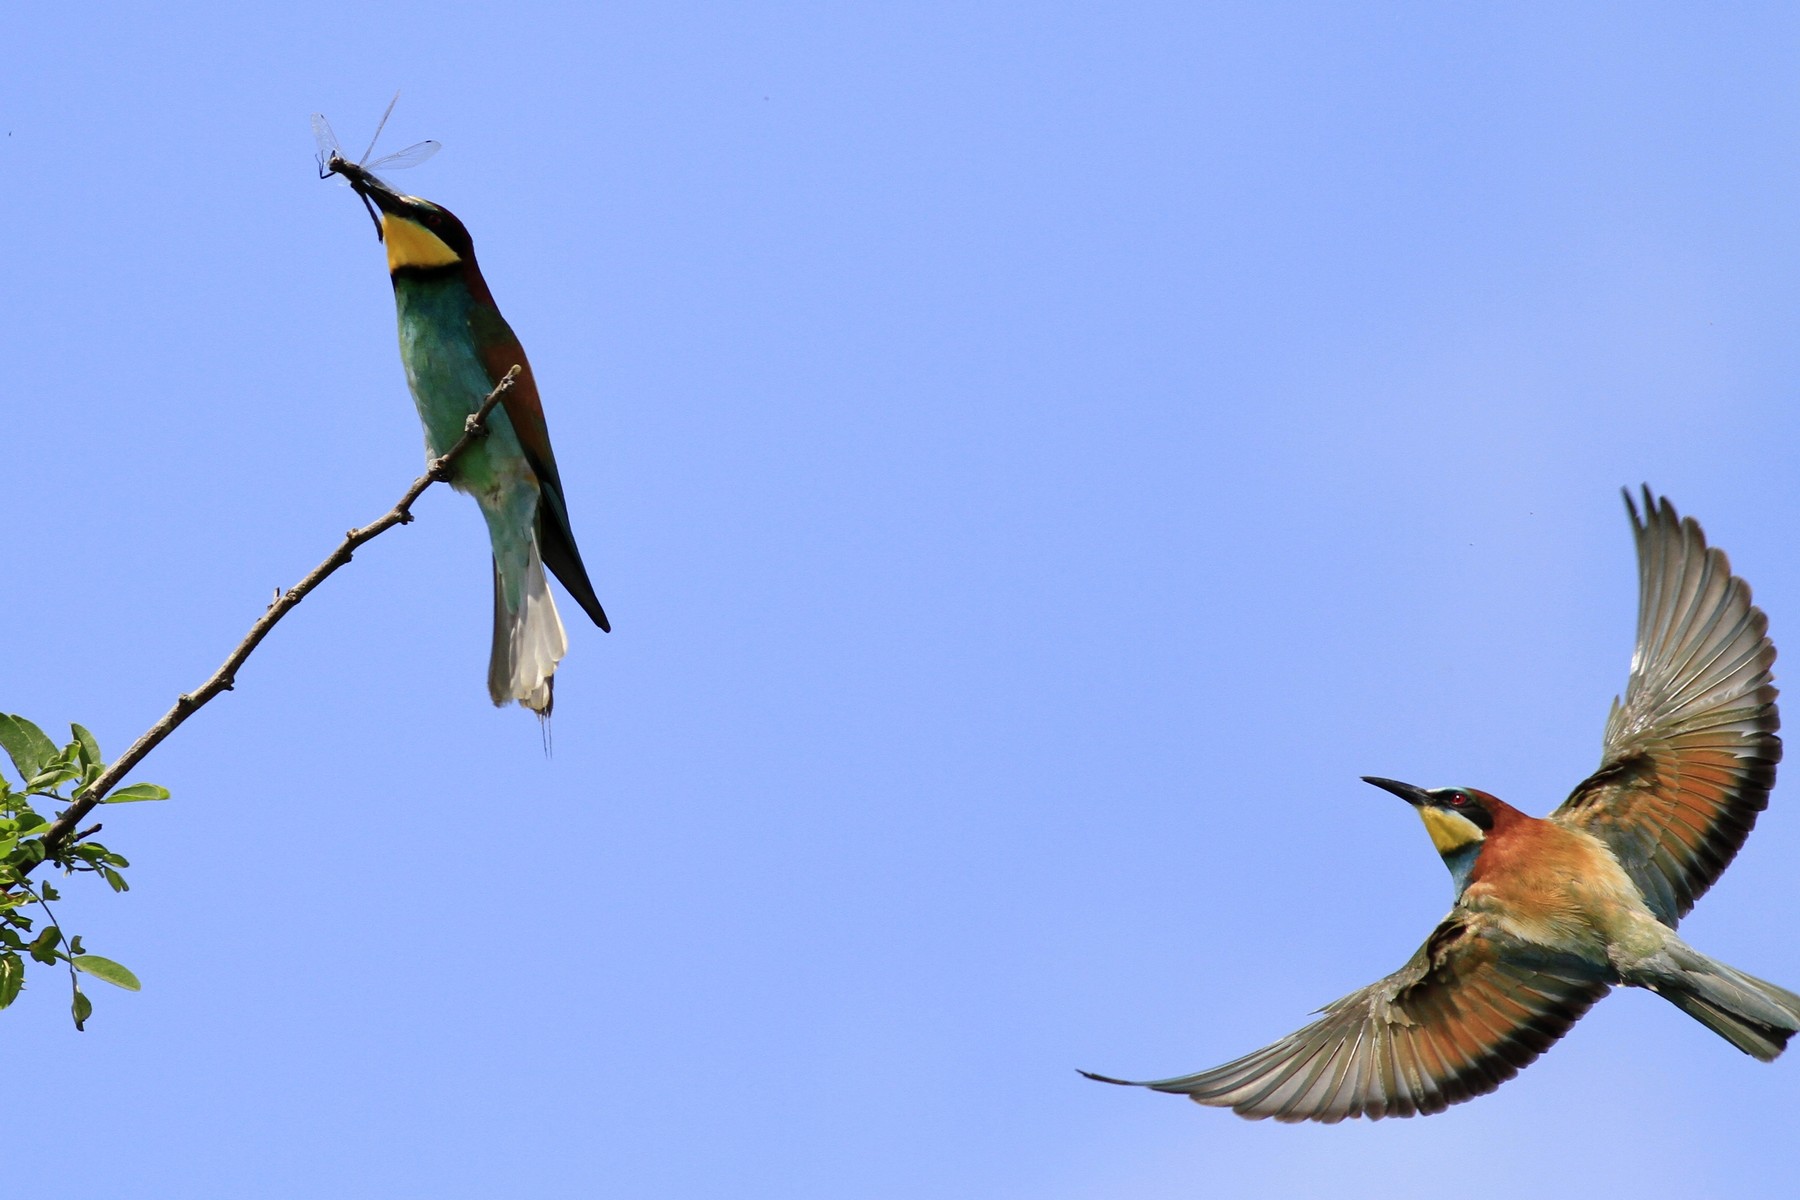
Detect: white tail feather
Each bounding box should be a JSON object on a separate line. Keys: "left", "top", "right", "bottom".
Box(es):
{"left": 488, "top": 542, "right": 569, "bottom": 714}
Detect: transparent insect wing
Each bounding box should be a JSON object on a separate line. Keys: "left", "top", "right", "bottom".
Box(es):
{"left": 368, "top": 140, "right": 441, "bottom": 173}
{"left": 353, "top": 139, "right": 441, "bottom": 193}
{"left": 311, "top": 95, "right": 438, "bottom": 216}
{"left": 361, "top": 91, "right": 401, "bottom": 163}
{"left": 311, "top": 112, "right": 342, "bottom": 157}
{"left": 310, "top": 113, "right": 355, "bottom": 184}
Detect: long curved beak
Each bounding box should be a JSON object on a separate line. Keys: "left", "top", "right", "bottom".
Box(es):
{"left": 1361, "top": 776, "right": 1432, "bottom": 807}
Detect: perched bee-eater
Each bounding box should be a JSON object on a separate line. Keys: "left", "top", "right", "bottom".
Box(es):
{"left": 1087, "top": 489, "right": 1795, "bottom": 1121}
{"left": 322, "top": 152, "right": 609, "bottom": 714}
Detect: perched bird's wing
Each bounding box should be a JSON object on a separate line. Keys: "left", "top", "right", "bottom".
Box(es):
{"left": 470, "top": 305, "right": 611, "bottom": 633}
{"left": 1551, "top": 488, "right": 1779, "bottom": 924}
{"left": 1082, "top": 914, "right": 1609, "bottom": 1123}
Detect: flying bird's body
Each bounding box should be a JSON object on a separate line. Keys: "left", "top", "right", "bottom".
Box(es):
{"left": 1459, "top": 806, "right": 1650, "bottom": 958}
{"left": 321, "top": 148, "right": 609, "bottom": 713}
{"left": 1087, "top": 490, "right": 1796, "bottom": 1121}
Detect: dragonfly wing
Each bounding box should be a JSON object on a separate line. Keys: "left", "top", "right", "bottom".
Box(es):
{"left": 368, "top": 140, "right": 441, "bottom": 172}
{"left": 361, "top": 90, "right": 401, "bottom": 163}
{"left": 310, "top": 113, "right": 342, "bottom": 158}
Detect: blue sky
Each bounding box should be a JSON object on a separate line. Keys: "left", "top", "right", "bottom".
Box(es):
{"left": 8, "top": 3, "right": 1800, "bottom": 1196}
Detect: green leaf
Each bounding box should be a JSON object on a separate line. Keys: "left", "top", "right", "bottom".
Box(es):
{"left": 71, "top": 724, "right": 101, "bottom": 770}
{"left": 0, "top": 952, "right": 21, "bottom": 1009}
{"left": 27, "top": 925, "right": 62, "bottom": 965}
{"left": 104, "top": 783, "right": 170, "bottom": 804}
{"left": 73, "top": 955, "right": 140, "bottom": 992}
{"left": 0, "top": 715, "right": 57, "bottom": 784}
{"left": 101, "top": 867, "right": 128, "bottom": 893}
{"left": 26, "top": 765, "right": 79, "bottom": 793}
{"left": 71, "top": 985, "right": 91, "bottom": 1030}
{"left": 12, "top": 811, "right": 45, "bottom": 833}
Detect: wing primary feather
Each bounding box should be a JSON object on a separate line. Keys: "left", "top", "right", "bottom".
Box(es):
{"left": 1314, "top": 1021, "right": 1372, "bottom": 1123}
{"left": 1558, "top": 489, "right": 1780, "bottom": 922}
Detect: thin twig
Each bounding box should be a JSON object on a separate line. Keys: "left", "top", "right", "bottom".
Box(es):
{"left": 14, "top": 366, "right": 521, "bottom": 881}
{"left": 14, "top": 880, "right": 84, "bottom": 1027}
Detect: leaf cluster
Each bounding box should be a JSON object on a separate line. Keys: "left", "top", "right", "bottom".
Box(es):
{"left": 0, "top": 714, "right": 161, "bottom": 1027}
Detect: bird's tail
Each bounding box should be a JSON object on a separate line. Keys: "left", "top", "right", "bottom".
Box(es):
{"left": 1650, "top": 943, "right": 1800, "bottom": 1062}
{"left": 488, "top": 539, "right": 568, "bottom": 715}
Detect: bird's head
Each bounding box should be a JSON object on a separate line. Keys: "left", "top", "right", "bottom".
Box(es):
{"left": 328, "top": 157, "right": 477, "bottom": 274}
{"left": 1362, "top": 776, "right": 1497, "bottom": 892}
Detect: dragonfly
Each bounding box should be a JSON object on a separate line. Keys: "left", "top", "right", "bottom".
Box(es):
{"left": 312, "top": 92, "right": 441, "bottom": 238}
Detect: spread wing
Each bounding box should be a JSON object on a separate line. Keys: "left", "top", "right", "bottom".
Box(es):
{"left": 1082, "top": 914, "right": 1610, "bottom": 1123}
{"left": 1552, "top": 488, "right": 1779, "bottom": 924}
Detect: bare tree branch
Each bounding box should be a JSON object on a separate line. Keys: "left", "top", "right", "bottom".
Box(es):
{"left": 14, "top": 366, "right": 522, "bottom": 881}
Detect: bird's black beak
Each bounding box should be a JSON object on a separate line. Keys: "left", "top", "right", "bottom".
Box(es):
{"left": 322, "top": 153, "right": 409, "bottom": 238}
{"left": 1361, "top": 776, "right": 1433, "bottom": 808}
{"left": 352, "top": 173, "right": 409, "bottom": 216}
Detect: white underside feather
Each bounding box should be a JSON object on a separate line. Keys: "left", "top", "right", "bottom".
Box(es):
{"left": 488, "top": 540, "right": 568, "bottom": 714}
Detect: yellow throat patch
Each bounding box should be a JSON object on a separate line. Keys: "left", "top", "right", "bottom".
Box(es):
{"left": 1418, "top": 806, "right": 1484, "bottom": 856}
{"left": 383, "top": 213, "right": 461, "bottom": 272}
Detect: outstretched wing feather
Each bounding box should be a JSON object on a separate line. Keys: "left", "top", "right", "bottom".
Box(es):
{"left": 1083, "top": 915, "right": 1609, "bottom": 1123}
{"left": 1553, "top": 488, "right": 1780, "bottom": 924}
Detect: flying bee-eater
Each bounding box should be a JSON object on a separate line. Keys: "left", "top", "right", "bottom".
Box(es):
{"left": 1086, "top": 489, "right": 1794, "bottom": 1121}
{"left": 320, "top": 147, "right": 609, "bottom": 714}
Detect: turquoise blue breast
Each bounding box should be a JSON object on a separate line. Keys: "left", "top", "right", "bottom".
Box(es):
{"left": 1440, "top": 843, "right": 1480, "bottom": 899}
{"left": 392, "top": 275, "right": 526, "bottom": 489}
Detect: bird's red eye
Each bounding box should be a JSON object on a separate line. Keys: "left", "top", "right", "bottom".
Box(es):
{"left": 1448, "top": 793, "right": 1467, "bottom": 807}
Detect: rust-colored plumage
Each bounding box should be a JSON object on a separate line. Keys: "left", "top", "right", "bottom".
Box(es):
{"left": 1086, "top": 489, "right": 1794, "bottom": 1122}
